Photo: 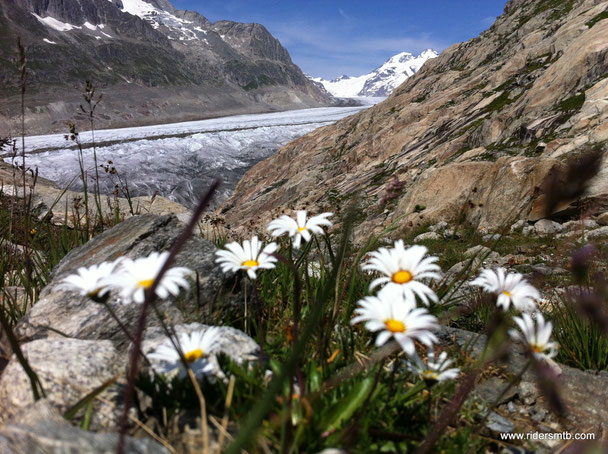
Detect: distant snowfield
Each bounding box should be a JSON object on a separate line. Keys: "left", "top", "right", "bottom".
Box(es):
{"left": 10, "top": 106, "right": 372, "bottom": 208}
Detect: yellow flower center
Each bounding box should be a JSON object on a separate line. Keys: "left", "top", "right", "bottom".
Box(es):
{"left": 392, "top": 270, "right": 413, "bottom": 284}
{"left": 531, "top": 344, "right": 544, "bottom": 353}
{"left": 242, "top": 260, "right": 259, "bottom": 268}
{"left": 86, "top": 288, "right": 102, "bottom": 298}
{"left": 137, "top": 279, "right": 154, "bottom": 289}
{"left": 298, "top": 227, "right": 307, "bottom": 232}
{"left": 422, "top": 371, "right": 439, "bottom": 380}
{"left": 502, "top": 290, "right": 512, "bottom": 297}
{"left": 385, "top": 319, "right": 406, "bottom": 333}
{"left": 184, "top": 349, "right": 204, "bottom": 363}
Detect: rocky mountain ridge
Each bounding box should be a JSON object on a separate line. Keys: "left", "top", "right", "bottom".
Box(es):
{"left": 0, "top": 0, "right": 333, "bottom": 134}
{"left": 310, "top": 49, "right": 438, "bottom": 98}
{"left": 219, "top": 0, "right": 608, "bottom": 242}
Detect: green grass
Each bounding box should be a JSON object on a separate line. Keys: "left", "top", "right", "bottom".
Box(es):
{"left": 518, "top": 0, "right": 575, "bottom": 26}
{"left": 558, "top": 92, "right": 586, "bottom": 112}
{"left": 586, "top": 10, "right": 608, "bottom": 28}
{"left": 485, "top": 90, "right": 522, "bottom": 113}
{"left": 550, "top": 296, "right": 608, "bottom": 371}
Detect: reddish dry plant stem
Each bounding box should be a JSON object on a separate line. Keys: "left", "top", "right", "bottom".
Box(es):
{"left": 116, "top": 180, "right": 220, "bottom": 454}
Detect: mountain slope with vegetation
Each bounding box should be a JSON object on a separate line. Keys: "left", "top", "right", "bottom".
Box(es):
{"left": 0, "top": 0, "right": 333, "bottom": 134}
{"left": 219, "top": 0, "right": 608, "bottom": 240}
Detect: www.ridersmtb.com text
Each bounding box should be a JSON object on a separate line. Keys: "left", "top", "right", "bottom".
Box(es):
{"left": 500, "top": 432, "right": 596, "bottom": 441}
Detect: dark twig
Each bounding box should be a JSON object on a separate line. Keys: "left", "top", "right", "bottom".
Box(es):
{"left": 415, "top": 370, "right": 480, "bottom": 454}
{"left": 116, "top": 180, "right": 219, "bottom": 454}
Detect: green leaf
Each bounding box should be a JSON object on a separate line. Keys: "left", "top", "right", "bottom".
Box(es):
{"left": 320, "top": 376, "right": 375, "bottom": 434}
{"left": 309, "top": 366, "right": 322, "bottom": 393}
{"left": 64, "top": 375, "right": 118, "bottom": 421}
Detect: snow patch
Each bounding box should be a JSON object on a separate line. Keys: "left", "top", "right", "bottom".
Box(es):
{"left": 118, "top": 0, "right": 157, "bottom": 18}
{"left": 42, "top": 38, "right": 57, "bottom": 44}
{"left": 32, "top": 13, "right": 81, "bottom": 32}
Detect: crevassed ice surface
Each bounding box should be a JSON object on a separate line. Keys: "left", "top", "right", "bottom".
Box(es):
{"left": 12, "top": 106, "right": 369, "bottom": 209}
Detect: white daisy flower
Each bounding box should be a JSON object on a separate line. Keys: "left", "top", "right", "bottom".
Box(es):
{"left": 58, "top": 261, "right": 118, "bottom": 299}
{"left": 471, "top": 268, "right": 540, "bottom": 312}
{"left": 147, "top": 327, "right": 222, "bottom": 378}
{"left": 406, "top": 348, "right": 460, "bottom": 385}
{"left": 267, "top": 211, "right": 333, "bottom": 249}
{"left": 509, "top": 312, "right": 558, "bottom": 361}
{"left": 350, "top": 289, "right": 439, "bottom": 356}
{"left": 361, "top": 241, "right": 441, "bottom": 305}
{"left": 215, "top": 236, "right": 278, "bottom": 279}
{"left": 103, "top": 251, "right": 192, "bottom": 304}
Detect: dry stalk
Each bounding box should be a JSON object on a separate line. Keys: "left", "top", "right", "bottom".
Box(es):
{"left": 216, "top": 374, "right": 236, "bottom": 453}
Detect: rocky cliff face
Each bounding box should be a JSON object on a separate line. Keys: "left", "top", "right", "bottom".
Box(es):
{"left": 219, "top": 0, "right": 608, "bottom": 241}
{"left": 0, "top": 0, "right": 333, "bottom": 134}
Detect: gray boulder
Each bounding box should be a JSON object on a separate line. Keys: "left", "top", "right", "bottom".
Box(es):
{"left": 596, "top": 212, "right": 608, "bottom": 226}
{"left": 14, "top": 214, "right": 232, "bottom": 346}
{"left": 413, "top": 232, "right": 441, "bottom": 242}
{"left": 584, "top": 226, "right": 608, "bottom": 240}
{"left": 0, "top": 338, "right": 123, "bottom": 428}
{"left": 510, "top": 219, "right": 526, "bottom": 233}
{"left": 0, "top": 400, "right": 168, "bottom": 453}
{"left": 522, "top": 225, "right": 534, "bottom": 236}
{"left": 0, "top": 214, "right": 255, "bottom": 434}
{"left": 534, "top": 219, "right": 564, "bottom": 235}
{"left": 428, "top": 221, "right": 448, "bottom": 233}
{"left": 562, "top": 219, "right": 598, "bottom": 231}
{"left": 481, "top": 233, "right": 501, "bottom": 242}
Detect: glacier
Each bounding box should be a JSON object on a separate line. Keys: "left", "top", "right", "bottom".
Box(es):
{"left": 7, "top": 106, "right": 370, "bottom": 209}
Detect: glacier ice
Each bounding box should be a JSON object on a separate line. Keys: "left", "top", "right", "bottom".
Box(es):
{"left": 10, "top": 107, "right": 368, "bottom": 209}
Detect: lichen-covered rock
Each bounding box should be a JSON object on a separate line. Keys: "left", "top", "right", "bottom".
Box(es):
{"left": 14, "top": 214, "right": 233, "bottom": 346}
{"left": 0, "top": 338, "right": 123, "bottom": 428}
{"left": 0, "top": 400, "right": 168, "bottom": 453}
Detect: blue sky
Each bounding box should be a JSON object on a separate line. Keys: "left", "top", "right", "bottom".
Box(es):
{"left": 171, "top": 0, "right": 507, "bottom": 79}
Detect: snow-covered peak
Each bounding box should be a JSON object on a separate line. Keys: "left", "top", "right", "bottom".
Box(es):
{"left": 386, "top": 52, "right": 414, "bottom": 65}
{"left": 118, "top": 0, "right": 157, "bottom": 18}
{"left": 310, "top": 49, "right": 439, "bottom": 98}
{"left": 118, "top": 0, "right": 210, "bottom": 42}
